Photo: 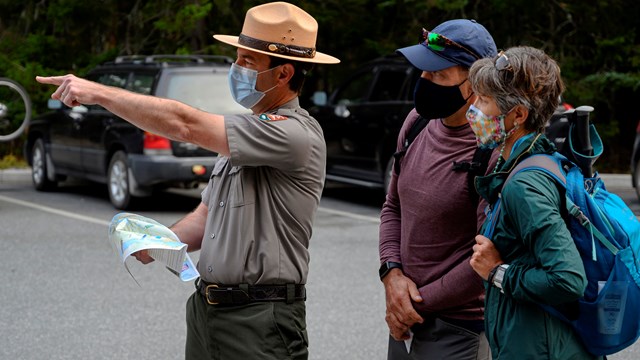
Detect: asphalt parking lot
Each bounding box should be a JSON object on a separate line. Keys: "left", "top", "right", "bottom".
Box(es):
{"left": 2, "top": 168, "right": 640, "bottom": 359}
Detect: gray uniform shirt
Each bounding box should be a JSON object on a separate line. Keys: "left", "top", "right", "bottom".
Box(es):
{"left": 198, "top": 98, "right": 326, "bottom": 285}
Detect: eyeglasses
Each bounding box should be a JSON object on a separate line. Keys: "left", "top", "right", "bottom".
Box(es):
{"left": 495, "top": 51, "right": 513, "bottom": 72}
{"left": 419, "top": 28, "right": 479, "bottom": 60}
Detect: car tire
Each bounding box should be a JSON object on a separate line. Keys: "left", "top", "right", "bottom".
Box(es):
{"left": 31, "top": 138, "right": 57, "bottom": 191}
{"left": 383, "top": 157, "right": 394, "bottom": 196}
{"left": 108, "top": 151, "right": 133, "bottom": 209}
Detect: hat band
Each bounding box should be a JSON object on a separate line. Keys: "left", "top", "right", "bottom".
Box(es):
{"left": 239, "top": 34, "right": 316, "bottom": 59}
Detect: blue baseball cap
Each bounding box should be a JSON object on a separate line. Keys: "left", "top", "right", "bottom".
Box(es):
{"left": 396, "top": 19, "right": 497, "bottom": 72}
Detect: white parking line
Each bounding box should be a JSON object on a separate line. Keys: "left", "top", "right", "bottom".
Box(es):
{"left": 3, "top": 192, "right": 637, "bottom": 228}
{"left": 0, "top": 194, "right": 110, "bottom": 226}
{"left": 1, "top": 193, "right": 379, "bottom": 227}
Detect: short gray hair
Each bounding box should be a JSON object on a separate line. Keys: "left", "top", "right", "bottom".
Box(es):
{"left": 468, "top": 46, "right": 564, "bottom": 132}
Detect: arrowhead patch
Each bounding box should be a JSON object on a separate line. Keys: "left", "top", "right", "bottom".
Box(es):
{"left": 259, "top": 113, "right": 289, "bottom": 121}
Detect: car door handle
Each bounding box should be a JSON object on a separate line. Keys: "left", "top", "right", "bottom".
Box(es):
{"left": 334, "top": 104, "right": 351, "bottom": 118}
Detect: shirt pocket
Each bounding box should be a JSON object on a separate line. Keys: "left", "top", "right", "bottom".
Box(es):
{"left": 229, "top": 166, "right": 256, "bottom": 207}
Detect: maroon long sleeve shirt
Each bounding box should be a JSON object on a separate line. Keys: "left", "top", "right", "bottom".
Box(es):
{"left": 379, "top": 109, "right": 495, "bottom": 321}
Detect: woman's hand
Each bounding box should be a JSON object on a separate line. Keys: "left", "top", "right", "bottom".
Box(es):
{"left": 470, "top": 235, "right": 503, "bottom": 280}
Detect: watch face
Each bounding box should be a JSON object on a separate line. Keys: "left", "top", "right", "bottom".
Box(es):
{"left": 379, "top": 262, "right": 402, "bottom": 280}
{"left": 379, "top": 263, "right": 389, "bottom": 278}
{"left": 493, "top": 265, "right": 508, "bottom": 291}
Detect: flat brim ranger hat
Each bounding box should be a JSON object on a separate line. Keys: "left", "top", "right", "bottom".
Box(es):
{"left": 214, "top": 1, "right": 340, "bottom": 64}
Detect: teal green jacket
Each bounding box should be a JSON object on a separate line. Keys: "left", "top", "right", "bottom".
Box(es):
{"left": 476, "top": 133, "right": 601, "bottom": 360}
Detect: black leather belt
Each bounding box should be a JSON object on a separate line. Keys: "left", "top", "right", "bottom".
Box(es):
{"left": 196, "top": 279, "right": 306, "bottom": 305}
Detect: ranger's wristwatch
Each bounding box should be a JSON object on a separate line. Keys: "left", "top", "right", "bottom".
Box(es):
{"left": 379, "top": 261, "right": 403, "bottom": 281}
{"left": 492, "top": 264, "right": 509, "bottom": 292}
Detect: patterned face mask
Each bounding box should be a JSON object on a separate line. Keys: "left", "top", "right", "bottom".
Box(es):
{"left": 466, "top": 104, "right": 511, "bottom": 149}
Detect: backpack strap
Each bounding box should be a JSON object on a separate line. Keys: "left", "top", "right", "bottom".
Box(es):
{"left": 504, "top": 154, "right": 566, "bottom": 185}
{"left": 453, "top": 146, "right": 493, "bottom": 204}
{"left": 498, "top": 154, "right": 620, "bottom": 259}
{"left": 482, "top": 154, "right": 560, "bottom": 239}
{"left": 393, "top": 115, "right": 430, "bottom": 175}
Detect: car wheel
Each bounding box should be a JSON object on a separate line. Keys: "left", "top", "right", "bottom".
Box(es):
{"left": 384, "top": 157, "right": 394, "bottom": 195}
{"left": 108, "top": 151, "right": 133, "bottom": 209}
{"left": 31, "top": 138, "right": 57, "bottom": 191}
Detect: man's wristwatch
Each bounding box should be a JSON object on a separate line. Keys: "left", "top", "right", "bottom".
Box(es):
{"left": 379, "top": 261, "right": 402, "bottom": 281}
{"left": 492, "top": 264, "right": 509, "bottom": 292}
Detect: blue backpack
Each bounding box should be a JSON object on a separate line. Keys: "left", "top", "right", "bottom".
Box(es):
{"left": 485, "top": 146, "right": 640, "bottom": 355}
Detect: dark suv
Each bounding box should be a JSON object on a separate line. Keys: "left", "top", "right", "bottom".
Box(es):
{"left": 310, "top": 55, "right": 572, "bottom": 193}
{"left": 25, "top": 55, "right": 248, "bottom": 209}
{"left": 309, "top": 55, "right": 421, "bottom": 191}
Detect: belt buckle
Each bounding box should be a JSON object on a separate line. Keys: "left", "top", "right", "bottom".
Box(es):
{"left": 205, "top": 284, "right": 219, "bottom": 305}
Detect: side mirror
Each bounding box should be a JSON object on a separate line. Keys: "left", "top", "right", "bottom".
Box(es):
{"left": 48, "top": 99, "right": 62, "bottom": 110}
{"left": 311, "top": 91, "right": 327, "bottom": 106}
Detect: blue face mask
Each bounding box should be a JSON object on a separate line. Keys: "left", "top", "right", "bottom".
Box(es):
{"left": 228, "top": 63, "right": 279, "bottom": 109}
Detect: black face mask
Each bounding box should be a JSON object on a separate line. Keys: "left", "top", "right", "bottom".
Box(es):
{"left": 413, "top": 77, "right": 470, "bottom": 120}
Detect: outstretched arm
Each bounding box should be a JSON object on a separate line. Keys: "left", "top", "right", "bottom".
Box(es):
{"left": 36, "top": 75, "right": 230, "bottom": 156}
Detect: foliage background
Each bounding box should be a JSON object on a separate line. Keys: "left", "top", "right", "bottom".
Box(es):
{"left": 1, "top": 0, "right": 638, "bottom": 172}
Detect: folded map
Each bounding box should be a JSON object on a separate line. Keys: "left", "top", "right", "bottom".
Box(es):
{"left": 108, "top": 212, "right": 199, "bottom": 283}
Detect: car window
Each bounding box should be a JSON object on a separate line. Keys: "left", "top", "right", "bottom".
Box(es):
{"left": 126, "top": 74, "right": 154, "bottom": 95}
{"left": 96, "top": 73, "right": 128, "bottom": 88}
{"left": 370, "top": 69, "right": 408, "bottom": 102}
{"left": 83, "top": 73, "right": 129, "bottom": 111}
{"left": 333, "top": 71, "right": 374, "bottom": 105}
{"left": 160, "top": 70, "right": 248, "bottom": 115}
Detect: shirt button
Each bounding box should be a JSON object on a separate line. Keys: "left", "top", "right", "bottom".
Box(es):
{"left": 207, "top": 266, "right": 213, "bottom": 273}
{"left": 210, "top": 233, "right": 215, "bottom": 239}
{"left": 219, "top": 201, "right": 224, "bottom": 207}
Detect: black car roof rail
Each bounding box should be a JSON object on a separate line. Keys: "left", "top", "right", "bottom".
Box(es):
{"left": 113, "top": 54, "right": 234, "bottom": 65}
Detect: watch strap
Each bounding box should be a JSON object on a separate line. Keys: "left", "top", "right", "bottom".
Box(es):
{"left": 492, "top": 264, "right": 509, "bottom": 292}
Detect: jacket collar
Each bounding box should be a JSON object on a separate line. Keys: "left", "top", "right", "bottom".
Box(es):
{"left": 476, "top": 132, "right": 557, "bottom": 205}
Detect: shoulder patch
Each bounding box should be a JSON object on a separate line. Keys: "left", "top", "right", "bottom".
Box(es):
{"left": 259, "top": 113, "right": 289, "bottom": 122}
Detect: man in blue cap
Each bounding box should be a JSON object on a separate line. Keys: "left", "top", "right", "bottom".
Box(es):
{"left": 378, "top": 19, "right": 497, "bottom": 359}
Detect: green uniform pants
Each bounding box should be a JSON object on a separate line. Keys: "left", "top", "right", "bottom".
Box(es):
{"left": 185, "top": 290, "right": 308, "bottom": 360}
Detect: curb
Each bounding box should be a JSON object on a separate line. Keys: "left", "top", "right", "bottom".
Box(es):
{"left": 0, "top": 168, "right": 31, "bottom": 184}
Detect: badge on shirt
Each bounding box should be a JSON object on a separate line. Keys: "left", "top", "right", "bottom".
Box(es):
{"left": 259, "top": 113, "right": 289, "bottom": 121}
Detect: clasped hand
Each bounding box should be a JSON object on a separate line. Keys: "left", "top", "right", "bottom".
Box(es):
{"left": 470, "top": 235, "right": 503, "bottom": 280}
{"left": 383, "top": 269, "right": 424, "bottom": 341}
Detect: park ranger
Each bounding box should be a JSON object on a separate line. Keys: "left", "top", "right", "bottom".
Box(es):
{"left": 37, "top": 2, "right": 339, "bottom": 359}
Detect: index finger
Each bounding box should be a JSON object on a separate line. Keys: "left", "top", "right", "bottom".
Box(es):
{"left": 35, "top": 75, "right": 66, "bottom": 86}
{"left": 475, "top": 234, "right": 490, "bottom": 245}
{"left": 397, "top": 294, "right": 423, "bottom": 325}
